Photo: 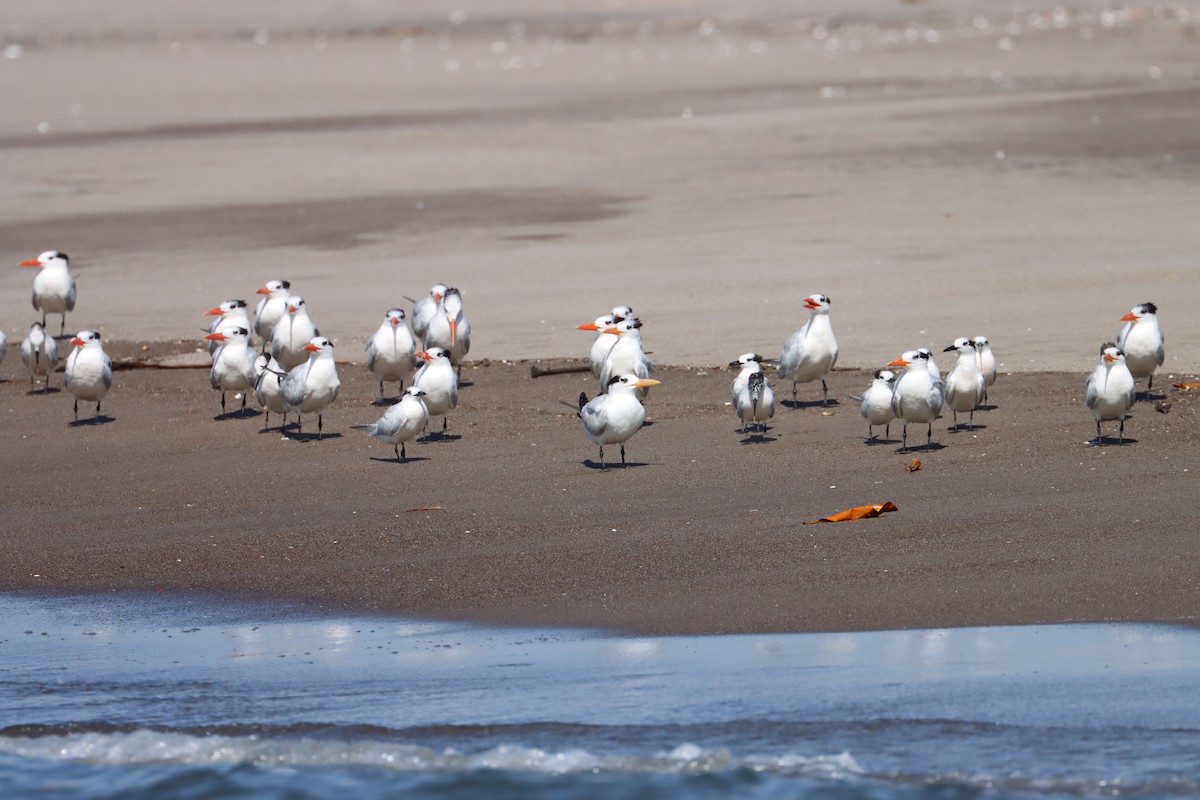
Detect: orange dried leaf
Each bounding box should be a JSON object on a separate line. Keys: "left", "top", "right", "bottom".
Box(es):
{"left": 1172, "top": 382, "right": 1200, "bottom": 390}
{"left": 905, "top": 458, "right": 922, "bottom": 472}
{"left": 803, "top": 502, "right": 898, "bottom": 525}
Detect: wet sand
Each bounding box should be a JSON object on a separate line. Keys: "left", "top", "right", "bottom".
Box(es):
{"left": 2, "top": 1, "right": 1200, "bottom": 633}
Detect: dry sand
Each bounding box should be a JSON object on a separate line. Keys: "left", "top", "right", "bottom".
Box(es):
{"left": 2, "top": 1, "right": 1199, "bottom": 632}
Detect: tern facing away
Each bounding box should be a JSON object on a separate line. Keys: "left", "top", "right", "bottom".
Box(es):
{"left": 779, "top": 293, "right": 838, "bottom": 406}
{"left": 974, "top": 335, "right": 997, "bottom": 403}
{"left": 254, "top": 279, "right": 292, "bottom": 344}
{"left": 1086, "top": 343, "right": 1136, "bottom": 444}
{"left": 205, "top": 326, "right": 258, "bottom": 416}
{"left": 366, "top": 308, "right": 420, "bottom": 400}
{"left": 858, "top": 369, "right": 896, "bottom": 442}
{"left": 280, "top": 337, "right": 341, "bottom": 438}
{"left": 888, "top": 350, "right": 945, "bottom": 451}
{"left": 1116, "top": 303, "right": 1164, "bottom": 393}
{"left": 411, "top": 284, "right": 447, "bottom": 346}
{"left": 943, "top": 337, "right": 986, "bottom": 430}
{"left": 579, "top": 373, "right": 661, "bottom": 469}
{"left": 20, "top": 250, "right": 77, "bottom": 336}
{"left": 254, "top": 353, "right": 288, "bottom": 432}
{"left": 64, "top": 330, "right": 112, "bottom": 422}
{"left": 22, "top": 322, "right": 59, "bottom": 392}
{"left": 353, "top": 386, "right": 430, "bottom": 461}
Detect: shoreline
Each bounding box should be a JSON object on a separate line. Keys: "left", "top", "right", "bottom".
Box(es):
{"left": 3, "top": 353, "right": 1197, "bottom": 636}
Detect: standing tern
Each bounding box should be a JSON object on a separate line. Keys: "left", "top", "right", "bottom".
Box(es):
{"left": 412, "top": 347, "right": 459, "bottom": 437}
{"left": 205, "top": 326, "right": 258, "bottom": 416}
{"left": 973, "top": 335, "right": 997, "bottom": 403}
{"left": 577, "top": 314, "right": 620, "bottom": 379}
{"left": 411, "top": 284, "right": 447, "bottom": 346}
{"left": 1116, "top": 303, "right": 1164, "bottom": 393}
{"left": 779, "top": 293, "right": 838, "bottom": 406}
{"left": 366, "top": 308, "right": 419, "bottom": 400}
{"left": 729, "top": 352, "right": 766, "bottom": 404}
{"left": 271, "top": 296, "right": 318, "bottom": 370}
{"left": 21, "top": 321, "right": 59, "bottom": 392}
{"left": 280, "top": 337, "right": 340, "bottom": 438}
{"left": 64, "top": 330, "right": 112, "bottom": 422}
{"left": 19, "top": 251, "right": 76, "bottom": 336}
{"left": 888, "top": 350, "right": 945, "bottom": 450}
{"left": 578, "top": 373, "right": 661, "bottom": 469}
{"left": 353, "top": 386, "right": 430, "bottom": 461}
{"left": 424, "top": 287, "right": 471, "bottom": 374}
{"left": 599, "top": 318, "right": 655, "bottom": 397}
{"left": 253, "top": 279, "right": 291, "bottom": 344}
{"left": 1086, "top": 343, "right": 1136, "bottom": 444}
{"left": 735, "top": 369, "right": 776, "bottom": 436}
{"left": 943, "top": 337, "right": 986, "bottom": 430}
{"left": 205, "top": 300, "right": 252, "bottom": 354}
{"left": 859, "top": 369, "right": 896, "bottom": 442}
{"left": 254, "top": 353, "right": 287, "bottom": 432}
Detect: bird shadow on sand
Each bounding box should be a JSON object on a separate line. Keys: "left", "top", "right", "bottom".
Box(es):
{"left": 781, "top": 398, "right": 840, "bottom": 411}
{"left": 370, "top": 455, "right": 430, "bottom": 464}
{"left": 68, "top": 414, "right": 115, "bottom": 427}
{"left": 26, "top": 387, "right": 61, "bottom": 396}
{"left": 1089, "top": 435, "right": 1137, "bottom": 446}
{"left": 974, "top": 403, "right": 999, "bottom": 412}
{"left": 948, "top": 423, "right": 986, "bottom": 433}
{"left": 738, "top": 430, "right": 776, "bottom": 444}
{"left": 896, "top": 442, "right": 945, "bottom": 454}
{"left": 864, "top": 436, "right": 899, "bottom": 446}
{"left": 582, "top": 459, "right": 649, "bottom": 471}
{"left": 213, "top": 408, "right": 262, "bottom": 422}
{"left": 371, "top": 397, "right": 401, "bottom": 407}
{"left": 286, "top": 431, "right": 343, "bottom": 442}
{"left": 420, "top": 431, "right": 462, "bottom": 443}
{"left": 1136, "top": 389, "right": 1167, "bottom": 403}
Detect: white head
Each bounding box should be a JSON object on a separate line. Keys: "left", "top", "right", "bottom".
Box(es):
{"left": 70, "top": 330, "right": 103, "bottom": 348}
{"left": 429, "top": 284, "right": 448, "bottom": 301}
{"left": 944, "top": 337, "right": 975, "bottom": 355}
{"left": 729, "top": 352, "right": 762, "bottom": 369}
{"left": 602, "top": 318, "right": 643, "bottom": 336}
{"left": 416, "top": 347, "right": 452, "bottom": 364}
{"left": 973, "top": 335, "right": 990, "bottom": 350}
{"left": 577, "top": 314, "right": 618, "bottom": 333}
{"left": 403, "top": 386, "right": 428, "bottom": 401}
{"left": 1099, "top": 343, "right": 1125, "bottom": 366}
{"left": 206, "top": 299, "right": 248, "bottom": 318}
{"left": 1121, "top": 302, "right": 1158, "bottom": 322}
{"left": 873, "top": 369, "right": 896, "bottom": 384}
{"left": 611, "top": 305, "right": 634, "bottom": 321}
{"left": 803, "top": 294, "right": 831, "bottom": 313}
{"left": 20, "top": 251, "right": 69, "bottom": 269}
{"left": 206, "top": 326, "right": 251, "bottom": 345}
{"left": 887, "top": 350, "right": 928, "bottom": 371}
{"left": 302, "top": 336, "right": 334, "bottom": 356}
{"left": 385, "top": 308, "right": 406, "bottom": 326}
{"left": 257, "top": 279, "right": 291, "bottom": 298}
{"left": 606, "top": 373, "right": 661, "bottom": 394}
{"left": 285, "top": 296, "right": 306, "bottom": 315}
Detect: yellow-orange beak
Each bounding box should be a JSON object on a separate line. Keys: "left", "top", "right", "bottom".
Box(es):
{"left": 633, "top": 378, "right": 661, "bottom": 388}
{"left": 390, "top": 317, "right": 400, "bottom": 326}
{"left": 576, "top": 322, "right": 600, "bottom": 331}
{"left": 415, "top": 350, "right": 431, "bottom": 360}
{"left": 886, "top": 357, "right": 909, "bottom": 368}
{"left": 69, "top": 336, "right": 85, "bottom": 346}
{"left": 19, "top": 258, "right": 40, "bottom": 267}
{"left": 1120, "top": 311, "right": 1138, "bottom": 321}
{"left": 303, "top": 342, "right": 320, "bottom": 352}
{"left": 449, "top": 319, "right": 457, "bottom": 346}
{"left": 205, "top": 332, "right": 226, "bottom": 341}
{"left": 204, "top": 306, "right": 224, "bottom": 316}
{"left": 255, "top": 286, "right": 272, "bottom": 295}
{"left": 287, "top": 304, "right": 298, "bottom": 313}
{"left": 601, "top": 326, "right": 620, "bottom": 335}
{"left": 1103, "top": 352, "right": 1117, "bottom": 362}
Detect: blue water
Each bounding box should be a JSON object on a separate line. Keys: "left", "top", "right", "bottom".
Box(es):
{"left": 1, "top": 594, "right": 1198, "bottom": 799}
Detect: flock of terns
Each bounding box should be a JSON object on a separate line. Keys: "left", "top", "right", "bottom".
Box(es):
{"left": 4, "top": 251, "right": 1168, "bottom": 466}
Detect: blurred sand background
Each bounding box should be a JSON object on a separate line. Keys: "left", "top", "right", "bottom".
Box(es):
{"left": 3, "top": 0, "right": 1199, "bottom": 371}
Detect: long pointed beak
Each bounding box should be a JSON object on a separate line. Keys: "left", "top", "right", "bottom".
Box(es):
{"left": 390, "top": 317, "right": 400, "bottom": 326}
{"left": 1120, "top": 312, "right": 1138, "bottom": 321}
{"left": 804, "top": 300, "right": 820, "bottom": 309}
{"left": 1103, "top": 353, "right": 1117, "bottom": 362}
{"left": 633, "top": 378, "right": 661, "bottom": 388}
{"left": 69, "top": 337, "right": 85, "bottom": 346}
{"left": 601, "top": 326, "right": 620, "bottom": 335}
{"left": 886, "top": 357, "right": 909, "bottom": 367}
{"left": 205, "top": 332, "right": 226, "bottom": 341}
{"left": 19, "top": 258, "right": 40, "bottom": 267}
{"left": 414, "top": 350, "right": 431, "bottom": 360}
{"left": 449, "top": 318, "right": 457, "bottom": 346}
{"left": 256, "top": 286, "right": 272, "bottom": 295}
{"left": 288, "top": 304, "right": 298, "bottom": 313}
{"left": 204, "top": 307, "right": 224, "bottom": 316}
{"left": 576, "top": 322, "right": 600, "bottom": 331}
{"left": 303, "top": 342, "right": 320, "bottom": 352}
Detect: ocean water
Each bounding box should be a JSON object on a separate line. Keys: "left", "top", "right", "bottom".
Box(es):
{"left": 1, "top": 594, "right": 1197, "bottom": 799}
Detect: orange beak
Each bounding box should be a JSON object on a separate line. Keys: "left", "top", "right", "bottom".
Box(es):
{"left": 1120, "top": 311, "right": 1138, "bottom": 321}
{"left": 886, "top": 357, "right": 909, "bottom": 368}
{"left": 69, "top": 336, "right": 84, "bottom": 346}
{"left": 19, "top": 258, "right": 40, "bottom": 267}
{"left": 414, "top": 350, "right": 431, "bottom": 360}
{"left": 256, "top": 286, "right": 272, "bottom": 295}
{"left": 390, "top": 317, "right": 400, "bottom": 326}
{"left": 576, "top": 322, "right": 600, "bottom": 331}
{"left": 205, "top": 332, "right": 226, "bottom": 341}
{"left": 1103, "top": 352, "right": 1117, "bottom": 362}
{"left": 601, "top": 326, "right": 620, "bottom": 335}
{"left": 303, "top": 342, "right": 320, "bottom": 352}
{"left": 804, "top": 299, "right": 820, "bottom": 309}
{"left": 204, "top": 306, "right": 224, "bottom": 316}
{"left": 288, "top": 304, "right": 298, "bottom": 313}
{"left": 449, "top": 319, "right": 457, "bottom": 346}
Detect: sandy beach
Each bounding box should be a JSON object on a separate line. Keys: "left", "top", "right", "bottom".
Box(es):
{"left": 2, "top": 0, "right": 1200, "bottom": 634}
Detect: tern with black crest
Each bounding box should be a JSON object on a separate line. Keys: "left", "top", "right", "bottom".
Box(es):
{"left": 20, "top": 251, "right": 76, "bottom": 336}
{"left": 779, "top": 293, "right": 838, "bottom": 406}
{"left": 579, "top": 373, "right": 661, "bottom": 469}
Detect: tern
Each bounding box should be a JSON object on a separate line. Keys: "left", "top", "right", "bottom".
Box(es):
{"left": 271, "top": 295, "right": 318, "bottom": 370}
{"left": 779, "top": 293, "right": 838, "bottom": 406}
{"left": 19, "top": 250, "right": 76, "bottom": 336}
{"left": 917, "top": 347, "right": 941, "bottom": 381}
{"left": 735, "top": 370, "right": 776, "bottom": 436}
{"left": 254, "top": 353, "right": 288, "bottom": 432}
{"left": 205, "top": 326, "right": 258, "bottom": 416}
{"left": 253, "top": 279, "right": 291, "bottom": 344}
{"left": 411, "top": 284, "right": 447, "bottom": 346}
{"left": 1086, "top": 343, "right": 1136, "bottom": 444}
{"left": 424, "top": 287, "right": 471, "bottom": 373}
{"left": 205, "top": 300, "right": 252, "bottom": 354}
{"left": 973, "top": 335, "right": 997, "bottom": 403}
{"left": 64, "top": 330, "right": 112, "bottom": 422}
{"left": 888, "top": 350, "right": 945, "bottom": 450}
{"left": 729, "top": 352, "right": 766, "bottom": 404}
{"left": 1116, "top": 303, "right": 1164, "bottom": 393}
{"left": 21, "top": 322, "right": 59, "bottom": 392}
{"left": 412, "top": 347, "right": 459, "bottom": 437}
{"left": 366, "top": 308, "right": 419, "bottom": 399}
{"left": 353, "top": 386, "right": 430, "bottom": 461}
{"left": 599, "top": 318, "right": 655, "bottom": 397}
{"left": 280, "top": 337, "right": 340, "bottom": 438}
{"left": 943, "top": 337, "right": 986, "bottom": 429}
{"left": 578, "top": 374, "right": 661, "bottom": 469}
{"left": 859, "top": 369, "right": 896, "bottom": 442}
{"left": 577, "top": 314, "right": 621, "bottom": 379}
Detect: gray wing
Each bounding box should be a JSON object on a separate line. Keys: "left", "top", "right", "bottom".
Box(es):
{"left": 102, "top": 353, "right": 113, "bottom": 390}
{"left": 66, "top": 278, "right": 77, "bottom": 311}
{"left": 365, "top": 339, "right": 378, "bottom": 371}
{"left": 281, "top": 364, "right": 308, "bottom": 407}
{"left": 1084, "top": 369, "right": 1099, "bottom": 410}
{"left": 580, "top": 396, "right": 609, "bottom": 438}
{"left": 1155, "top": 338, "right": 1165, "bottom": 367}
